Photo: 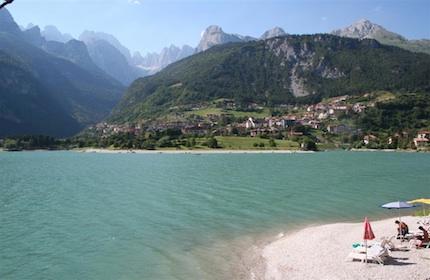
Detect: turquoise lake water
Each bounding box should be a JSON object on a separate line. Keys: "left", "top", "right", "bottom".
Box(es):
{"left": 0, "top": 151, "right": 429, "bottom": 279}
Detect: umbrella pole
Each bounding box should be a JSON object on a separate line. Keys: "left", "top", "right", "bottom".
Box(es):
{"left": 399, "top": 208, "right": 402, "bottom": 240}
{"left": 365, "top": 239, "right": 368, "bottom": 264}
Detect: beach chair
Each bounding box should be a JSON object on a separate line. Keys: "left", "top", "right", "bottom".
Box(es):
{"left": 378, "top": 236, "right": 396, "bottom": 250}
{"left": 347, "top": 244, "right": 389, "bottom": 265}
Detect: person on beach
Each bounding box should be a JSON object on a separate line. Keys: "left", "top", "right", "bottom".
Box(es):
{"left": 416, "top": 226, "right": 429, "bottom": 247}
{"left": 395, "top": 220, "right": 409, "bottom": 238}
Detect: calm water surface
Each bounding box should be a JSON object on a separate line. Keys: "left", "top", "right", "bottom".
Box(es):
{"left": 0, "top": 151, "right": 429, "bottom": 279}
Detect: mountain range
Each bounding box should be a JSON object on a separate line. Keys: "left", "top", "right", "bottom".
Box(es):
{"left": 0, "top": 9, "right": 124, "bottom": 137}
{"left": 110, "top": 34, "right": 430, "bottom": 123}
{"left": 79, "top": 31, "right": 148, "bottom": 86}
{"left": 132, "top": 20, "right": 429, "bottom": 74}
{"left": 332, "top": 19, "right": 430, "bottom": 55}
{"left": 26, "top": 19, "right": 430, "bottom": 81}
{"left": 132, "top": 44, "right": 195, "bottom": 74}
{"left": 1, "top": 10, "right": 429, "bottom": 136}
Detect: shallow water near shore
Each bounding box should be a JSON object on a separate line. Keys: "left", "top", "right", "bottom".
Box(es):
{"left": 0, "top": 151, "right": 429, "bottom": 279}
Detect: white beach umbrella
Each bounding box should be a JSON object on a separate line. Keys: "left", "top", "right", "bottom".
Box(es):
{"left": 381, "top": 201, "right": 416, "bottom": 223}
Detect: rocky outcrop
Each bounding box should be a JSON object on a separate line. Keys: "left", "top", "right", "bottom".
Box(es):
{"left": 133, "top": 44, "right": 195, "bottom": 74}
{"left": 260, "top": 27, "right": 287, "bottom": 40}
{"left": 80, "top": 31, "right": 133, "bottom": 64}
{"left": 41, "top": 25, "right": 73, "bottom": 43}
{"left": 197, "top": 25, "right": 255, "bottom": 52}
{"left": 332, "top": 19, "right": 430, "bottom": 55}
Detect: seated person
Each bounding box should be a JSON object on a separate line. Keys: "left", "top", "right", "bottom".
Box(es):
{"left": 416, "top": 226, "right": 429, "bottom": 247}
{"left": 395, "top": 220, "right": 409, "bottom": 237}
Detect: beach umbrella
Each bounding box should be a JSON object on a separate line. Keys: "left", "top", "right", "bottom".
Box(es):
{"left": 408, "top": 198, "right": 430, "bottom": 205}
{"left": 363, "top": 217, "right": 375, "bottom": 263}
{"left": 408, "top": 198, "right": 430, "bottom": 215}
{"left": 381, "top": 201, "right": 416, "bottom": 222}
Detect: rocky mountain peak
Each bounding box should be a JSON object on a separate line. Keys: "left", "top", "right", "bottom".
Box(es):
{"left": 42, "top": 25, "right": 73, "bottom": 43}
{"left": 0, "top": 9, "right": 22, "bottom": 35}
{"left": 197, "top": 25, "right": 246, "bottom": 52}
{"left": 331, "top": 19, "right": 385, "bottom": 39}
{"left": 79, "top": 30, "right": 133, "bottom": 64}
{"left": 261, "top": 27, "right": 287, "bottom": 40}
{"left": 204, "top": 25, "right": 224, "bottom": 34}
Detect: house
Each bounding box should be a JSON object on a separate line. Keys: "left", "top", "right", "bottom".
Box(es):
{"left": 413, "top": 130, "right": 430, "bottom": 148}
{"left": 308, "top": 120, "right": 321, "bottom": 129}
{"left": 318, "top": 112, "right": 329, "bottom": 120}
{"left": 283, "top": 116, "right": 297, "bottom": 127}
{"left": 353, "top": 103, "right": 366, "bottom": 113}
{"left": 245, "top": 117, "right": 256, "bottom": 129}
{"left": 363, "top": 135, "right": 377, "bottom": 145}
{"left": 181, "top": 125, "right": 208, "bottom": 136}
{"left": 327, "top": 124, "right": 351, "bottom": 134}
{"left": 414, "top": 138, "right": 429, "bottom": 148}
{"left": 417, "top": 130, "right": 430, "bottom": 140}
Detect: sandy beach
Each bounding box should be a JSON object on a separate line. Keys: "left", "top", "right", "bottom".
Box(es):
{"left": 253, "top": 216, "right": 430, "bottom": 280}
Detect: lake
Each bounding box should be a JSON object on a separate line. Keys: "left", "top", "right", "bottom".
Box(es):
{"left": 0, "top": 151, "right": 429, "bottom": 279}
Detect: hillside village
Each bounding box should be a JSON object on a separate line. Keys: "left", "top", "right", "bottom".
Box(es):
{"left": 85, "top": 92, "right": 430, "bottom": 150}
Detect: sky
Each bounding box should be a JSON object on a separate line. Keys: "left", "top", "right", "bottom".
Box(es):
{"left": 9, "top": 0, "right": 430, "bottom": 55}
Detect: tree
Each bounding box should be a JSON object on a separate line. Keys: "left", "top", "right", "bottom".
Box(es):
{"left": 3, "top": 139, "right": 18, "bottom": 150}
{"left": 302, "top": 139, "right": 317, "bottom": 151}
{"left": 206, "top": 137, "right": 219, "bottom": 149}
{"left": 269, "top": 139, "right": 277, "bottom": 147}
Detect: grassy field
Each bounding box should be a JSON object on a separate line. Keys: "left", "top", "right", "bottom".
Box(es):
{"left": 185, "top": 107, "right": 271, "bottom": 119}
{"left": 215, "top": 136, "right": 300, "bottom": 150}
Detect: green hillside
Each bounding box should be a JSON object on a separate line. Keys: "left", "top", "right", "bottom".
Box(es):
{"left": 110, "top": 34, "right": 430, "bottom": 123}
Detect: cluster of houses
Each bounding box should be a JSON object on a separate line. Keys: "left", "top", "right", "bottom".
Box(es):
{"left": 90, "top": 96, "right": 366, "bottom": 138}
{"left": 90, "top": 96, "right": 365, "bottom": 137}
{"left": 86, "top": 96, "right": 429, "bottom": 149}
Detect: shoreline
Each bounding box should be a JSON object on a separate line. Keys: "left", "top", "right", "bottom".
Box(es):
{"left": 1, "top": 147, "right": 427, "bottom": 154}
{"left": 75, "top": 148, "right": 427, "bottom": 154}
{"left": 246, "top": 216, "right": 430, "bottom": 280}
{"left": 76, "top": 148, "right": 314, "bottom": 154}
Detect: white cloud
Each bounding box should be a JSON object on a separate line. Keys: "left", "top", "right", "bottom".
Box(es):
{"left": 128, "top": 0, "right": 142, "bottom": 5}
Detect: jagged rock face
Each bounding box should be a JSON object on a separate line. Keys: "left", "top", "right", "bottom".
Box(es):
{"left": 43, "top": 40, "right": 103, "bottom": 74}
{"left": 332, "top": 19, "right": 403, "bottom": 40}
{"left": 331, "top": 19, "right": 430, "bottom": 55}
{"left": 0, "top": 9, "right": 22, "bottom": 35}
{"left": 21, "top": 25, "right": 103, "bottom": 76}
{"left": 22, "top": 26, "right": 45, "bottom": 46}
{"left": 158, "top": 45, "right": 194, "bottom": 68}
{"left": 0, "top": 11, "right": 124, "bottom": 137}
{"left": 84, "top": 39, "right": 144, "bottom": 85}
{"left": 133, "top": 45, "right": 194, "bottom": 74}
{"left": 197, "top": 25, "right": 249, "bottom": 52}
{"left": 80, "top": 31, "right": 133, "bottom": 64}
{"left": 265, "top": 36, "right": 345, "bottom": 97}
{"left": 79, "top": 31, "right": 148, "bottom": 85}
{"left": 260, "top": 27, "right": 287, "bottom": 40}
{"left": 41, "top": 25, "right": 73, "bottom": 43}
